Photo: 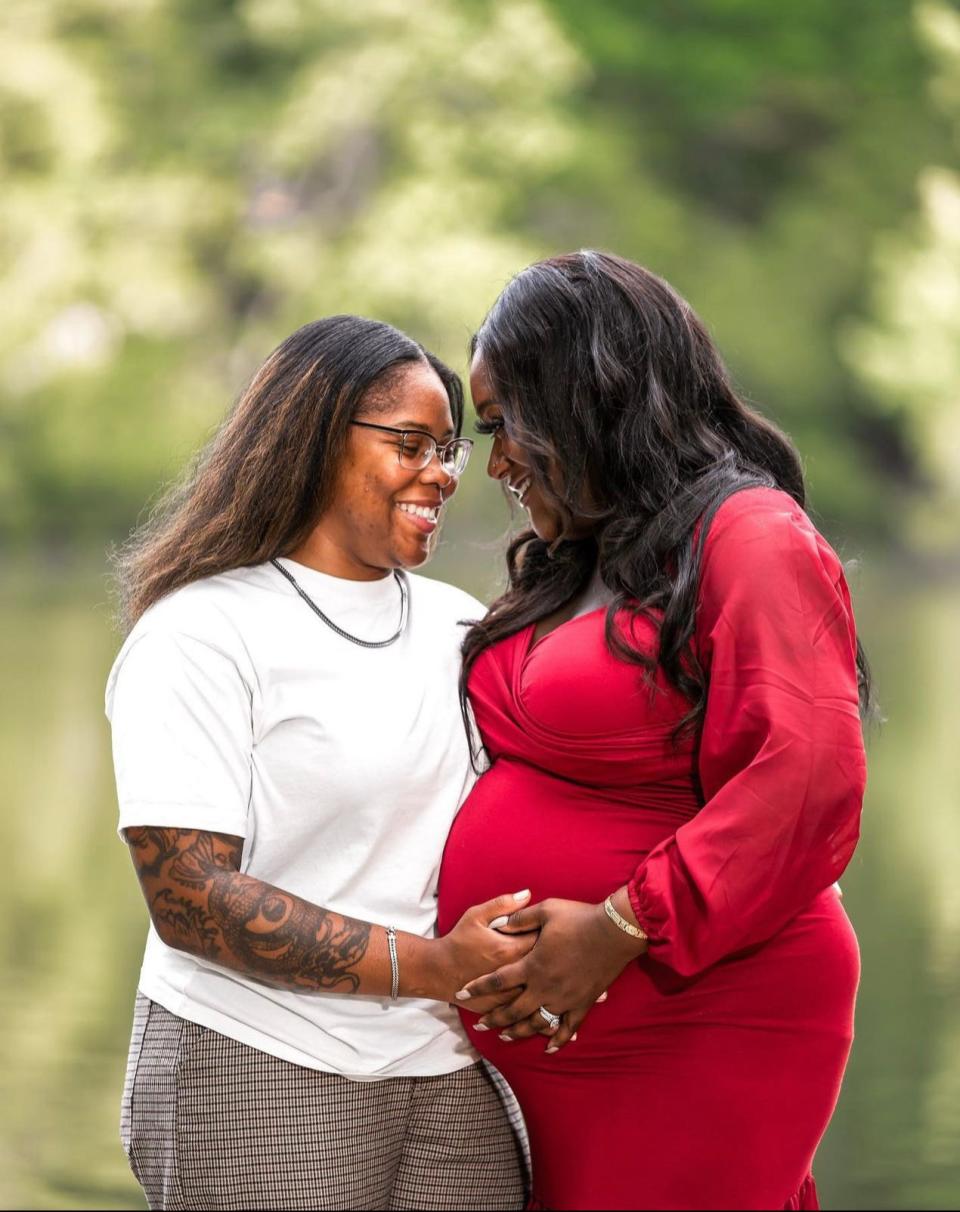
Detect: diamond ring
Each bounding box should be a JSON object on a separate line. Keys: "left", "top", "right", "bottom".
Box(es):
{"left": 537, "top": 1006, "right": 561, "bottom": 1030}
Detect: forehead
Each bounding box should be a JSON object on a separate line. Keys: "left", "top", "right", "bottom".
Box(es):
{"left": 363, "top": 361, "right": 454, "bottom": 433}
{"left": 469, "top": 352, "right": 496, "bottom": 409}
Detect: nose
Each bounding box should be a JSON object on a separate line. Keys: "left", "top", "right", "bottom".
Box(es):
{"left": 487, "top": 433, "right": 511, "bottom": 481}
{"left": 419, "top": 449, "right": 457, "bottom": 495}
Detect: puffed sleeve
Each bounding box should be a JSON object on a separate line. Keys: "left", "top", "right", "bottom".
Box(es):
{"left": 627, "top": 488, "right": 866, "bottom": 977}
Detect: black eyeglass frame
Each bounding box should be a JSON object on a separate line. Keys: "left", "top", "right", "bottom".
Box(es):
{"left": 349, "top": 420, "right": 474, "bottom": 476}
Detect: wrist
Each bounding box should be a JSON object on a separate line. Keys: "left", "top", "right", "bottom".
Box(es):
{"left": 596, "top": 888, "right": 649, "bottom": 958}
{"left": 397, "top": 932, "right": 447, "bottom": 1002}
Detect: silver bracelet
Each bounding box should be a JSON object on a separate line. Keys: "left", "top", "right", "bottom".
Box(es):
{"left": 385, "top": 926, "right": 399, "bottom": 1000}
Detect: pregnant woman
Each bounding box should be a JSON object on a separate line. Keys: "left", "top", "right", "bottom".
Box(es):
{"left": 107, "top": 316, "right": 529, "bottom": 1211}
{"left": 438, "top": 252, "right": 870, "bottom": 1211}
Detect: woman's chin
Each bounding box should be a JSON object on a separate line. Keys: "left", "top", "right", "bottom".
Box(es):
{"left": 527, "top": 509, "right": 561, "bottom": 544}
{"left": 393, "top": 537, "right": 435, "bottom": 571}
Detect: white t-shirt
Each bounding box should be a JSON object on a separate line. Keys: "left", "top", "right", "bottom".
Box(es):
{"left": 106, "top": 558, "right": 485, "bottom": 1079}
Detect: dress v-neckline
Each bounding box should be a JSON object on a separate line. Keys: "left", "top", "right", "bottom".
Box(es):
{"left": 526, "top": 603, "right": 608, "bottom": 656}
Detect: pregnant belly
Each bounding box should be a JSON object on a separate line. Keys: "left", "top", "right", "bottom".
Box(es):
{"left": 438, "top": 758, "right": 860, "bottom": 1070}
{"left": 437, "top": 757, "right": 687, "bottom": 935}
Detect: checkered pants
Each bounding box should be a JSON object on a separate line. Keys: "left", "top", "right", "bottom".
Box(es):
{"left": 120, "top": 995, "right": 527, "bottom": 1211}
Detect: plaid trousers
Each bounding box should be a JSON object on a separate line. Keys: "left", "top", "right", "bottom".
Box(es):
{"left": 120, "top": 994, "right": 527, "bottom": 1211}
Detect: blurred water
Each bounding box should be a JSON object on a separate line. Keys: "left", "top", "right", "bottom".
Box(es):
{"left": 0, "top": 558, "right": 957, "bottom": 1210}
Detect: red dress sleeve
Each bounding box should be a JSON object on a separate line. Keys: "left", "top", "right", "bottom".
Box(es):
{"left": 627, "top": 487, "right": 866, "bottom": 978}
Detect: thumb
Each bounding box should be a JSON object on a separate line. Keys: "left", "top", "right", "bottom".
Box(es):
{"left": 478, "top": 889, "right": 531, "bottom": 927}
{"left": 488, "top": 902, "right": 543, "bottom": 934}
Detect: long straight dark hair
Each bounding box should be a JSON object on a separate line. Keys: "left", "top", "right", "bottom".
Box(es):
{"left": 113, "top": 315, "right": 463, "bottom": 631}
{"left": 461, "top": 251, "right": 872, "bottom": 738}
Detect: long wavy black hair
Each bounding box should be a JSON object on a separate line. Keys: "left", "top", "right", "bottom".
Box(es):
{"left": 461, "top": 251, "right": 872, "bottom": 741}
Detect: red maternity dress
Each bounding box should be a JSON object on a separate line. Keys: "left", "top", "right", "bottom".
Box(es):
{"left": 437, "top": 488, "right": 866, "bottom": 1211}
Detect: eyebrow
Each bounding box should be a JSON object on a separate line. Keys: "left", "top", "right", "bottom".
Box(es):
{"left": 393, "top": 420, "right": 456, "bottom": 440}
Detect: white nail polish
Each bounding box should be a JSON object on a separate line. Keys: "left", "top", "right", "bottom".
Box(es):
{"left": 454, "top": 989, "right": 470, "bottom": 1001}
{"left": 473, "top": 1023, "right": 489, "bottom": 1032}
{"left": 499, "top": 1033, "right": 514, "bottom": 1042}
{"left": 513, "top": 889, "right": 530, "bottom": 899}
{"left": 488, "top": 916, "right": 509, "bottom": 930}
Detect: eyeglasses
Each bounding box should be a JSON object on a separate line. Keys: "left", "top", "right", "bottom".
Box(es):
{"left": 350, "top": 421, "right": 474, "bottom": 477}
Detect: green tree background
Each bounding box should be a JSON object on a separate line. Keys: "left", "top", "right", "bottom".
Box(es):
{"left": 1, "top": 0, "right": 957, "bottom": 553}
{"left": 1, "top": 4, "right": 959, "bottom": 1210}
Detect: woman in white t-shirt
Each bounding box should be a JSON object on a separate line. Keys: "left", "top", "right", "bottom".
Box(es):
{"left": 107, "top": 316, "right": 531, "bottom": 1211}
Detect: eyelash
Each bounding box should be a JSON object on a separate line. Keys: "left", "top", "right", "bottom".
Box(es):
{"left": 474, "top": 418, "right": 504, "bottom": 437}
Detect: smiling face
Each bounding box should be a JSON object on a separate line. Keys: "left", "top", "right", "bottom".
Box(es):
{"left": 470, "top": 351, "right": 595, "bottom": 544}
{"left": 292, "top": 359, "right": 461, "bottom": 579}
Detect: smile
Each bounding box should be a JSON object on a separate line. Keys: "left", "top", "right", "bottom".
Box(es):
{"left": 508, "top": 477, "right": 532, "bottom": 505}
{"left": 396, "top": 502, "right": 441, "bottom": 533}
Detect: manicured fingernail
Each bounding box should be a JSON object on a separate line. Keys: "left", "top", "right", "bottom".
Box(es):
{"left": 513, "top": 889, "right": 530, "bottom": 900}
{"left": 455, "top": 989, "right": 470, "bottom": 1001}
{"left": 571, "top": 1033, "right": 578, "bottom": 1042}
{"left": 488, "top": 916, "right": 509, "bottom": 930}
{"left": 473, "top": 1023, "right": 489, "bottom": 1032}
{"left": 596, "top": 991, "right": 608, "bottom": 1003}
{"left": 499, "top": 1033, "right": 514, "bottom": 1042}
{"left": 545, "top": 1044, "right": 559, "bottom": 1054}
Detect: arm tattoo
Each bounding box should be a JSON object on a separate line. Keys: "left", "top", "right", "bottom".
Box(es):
{"left": 126, "top": 827, "right": 190, "bottom": 879}
{"left": 151, "top": 887, "right": 222, "bottom": 959}
{"left": 125, "top": 827, "right": 371, "bottom": 993}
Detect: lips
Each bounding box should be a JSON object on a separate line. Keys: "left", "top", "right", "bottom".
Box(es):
{"left": 396, "top": 500, "right": 441, "bottom": 535}
{"left": 507, "top": 475, "right": 532, "bottom": 505}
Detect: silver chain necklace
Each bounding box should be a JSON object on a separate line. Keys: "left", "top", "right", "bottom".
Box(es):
{"left": 271, "top": 559, "right": 408, "bottom": 649}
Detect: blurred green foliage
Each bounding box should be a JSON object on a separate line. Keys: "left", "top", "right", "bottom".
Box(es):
{"left": 0, "top": 0, "right": 957, "bottom": 549}
{"left": 1, "top": 10, "right": 959, "bottom": 1208}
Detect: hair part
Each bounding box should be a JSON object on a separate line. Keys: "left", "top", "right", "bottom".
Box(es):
{"left": 461, "top": 251, "right": 872, "bottom": 753}
{"left": 113, "top": 315, "right": 462, "bottom": 632}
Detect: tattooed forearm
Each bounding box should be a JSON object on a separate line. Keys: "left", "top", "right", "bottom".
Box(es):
{"left": 151, "top": 887, "right": 222, "bottom": 959}
{"left": 207, "top": 874, "right": 370, "bottom": 993}
{"left": 125, "top": 827, "right": 372, "bottom": 994}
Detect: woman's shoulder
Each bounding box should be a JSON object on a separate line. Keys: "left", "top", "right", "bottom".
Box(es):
{"left": 699, "top": 486, "right": 846, "bottom": 606}
{"left": 702, "top": 485, "right": 831, "bottom": 565}
{"left": 132, "top": 566, "right": 266, "bottom": 643}
{"left": 406, "top": 573, "right": 487, "bottom": 626}
{"left": 707, "top": 485, "right": 810, "bottom": 543}
{"left": 108, "top": 569, "right": 264, "bottom": 696}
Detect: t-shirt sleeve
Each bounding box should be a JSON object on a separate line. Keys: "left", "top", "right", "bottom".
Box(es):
{"left": 108, "top": 628, "right": 254, "bottom": 838}
{"left": 627, "top": 490, "right": 866, "bottom": 977}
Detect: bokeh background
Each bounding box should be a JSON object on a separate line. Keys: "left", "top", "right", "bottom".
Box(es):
{"left": 1, "top": 1, "right": 959, "bottom": 1208}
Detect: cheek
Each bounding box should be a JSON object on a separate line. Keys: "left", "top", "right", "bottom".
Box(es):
{"left": 354, "top": 473, "right": 394, "bottom": 521}
{"left": 527, "top": 488, "right": 562, "bottom": 537}
{"left": 328, "top": 471, "right": 390, "bottom": 535}
{"left": 355, "top": 465, "right": 417, "bottom": 517}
